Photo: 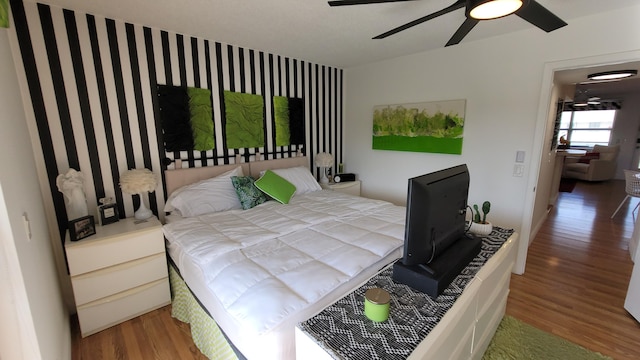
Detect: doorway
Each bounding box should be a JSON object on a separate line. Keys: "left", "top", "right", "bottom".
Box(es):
{"left": 516, "top": 50, "right": 640, "bottom": 274}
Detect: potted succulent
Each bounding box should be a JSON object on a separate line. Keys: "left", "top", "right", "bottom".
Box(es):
{"left": 469, "top": 201, "right": 493, "bottom": 236}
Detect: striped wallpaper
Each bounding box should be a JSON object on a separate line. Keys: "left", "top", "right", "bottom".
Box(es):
{"left": 9, "top": 0, "right": 344, "bottom": 241}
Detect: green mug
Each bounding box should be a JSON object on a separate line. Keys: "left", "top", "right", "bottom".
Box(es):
{"left": 364, "top": 288, "right": 390, "bottom": 322}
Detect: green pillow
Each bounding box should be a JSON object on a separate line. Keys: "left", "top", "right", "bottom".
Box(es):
{"left": 231, "top": 176, "right": 268, "bottom": 210}
{"left": 254, "top": 170, "right": 296, "bottom": 204}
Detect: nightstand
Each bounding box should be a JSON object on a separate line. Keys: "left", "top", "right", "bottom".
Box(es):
{"left": 321, "top": 180, "right": 361, "bottom": 196}
{"left": 64, "top": 217, "right": 170, "bottom": 337}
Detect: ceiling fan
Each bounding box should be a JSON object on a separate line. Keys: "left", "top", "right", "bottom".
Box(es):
{"left": 328, "top": 0, "right": 568, "bottom": 47}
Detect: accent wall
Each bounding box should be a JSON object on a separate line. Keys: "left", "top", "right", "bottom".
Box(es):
{"left": 9, "top": 0, "right": 344, "bottom": 246}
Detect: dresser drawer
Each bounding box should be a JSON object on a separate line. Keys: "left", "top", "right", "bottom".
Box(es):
{"left": 475, "top": 235, "right": 517, "bottom": 301}
{"left": 77, "top": 278, "right": 170, "bottom": 337}
{"left": 472, "top": 287, "right": 509, "bottom": 358}
{"left": 409, "top": 278, "right": 480, "bottom": 359}
{"left": 66, "top": 226, "right": 164, "bottom": 275}
{"left": 71, "top": 253, "right": 168, "bottom": 305}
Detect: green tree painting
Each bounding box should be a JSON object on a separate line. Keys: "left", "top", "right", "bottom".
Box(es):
{"left": 372, "top": 99, "right": 466, "bottom": 154}
{"left": 224, "top": 91, "right": 265, "bottom": 149}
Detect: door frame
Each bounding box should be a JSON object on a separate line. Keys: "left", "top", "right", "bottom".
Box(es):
{"left": 516, "top": 50, "right": 640, "bottom": 274}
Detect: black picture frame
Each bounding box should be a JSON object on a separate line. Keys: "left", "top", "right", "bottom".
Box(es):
{"left": 98, "top": 203, "right": 119, "bottom": 226}
{"left": 69, "top": 215, "right": 96, "bottom": 241}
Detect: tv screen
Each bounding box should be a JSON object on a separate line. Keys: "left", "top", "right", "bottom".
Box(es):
{"left": 402, "top": 164, "right": 470, "bottom": 266}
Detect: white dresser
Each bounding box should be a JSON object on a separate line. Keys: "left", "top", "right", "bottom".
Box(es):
{"left": 64, "top": 217, "right": 171, "bottom": 337}
{"left": 296, "top": 232, "right": 519, "bottom": 359}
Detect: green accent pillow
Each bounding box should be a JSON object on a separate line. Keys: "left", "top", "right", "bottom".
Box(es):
{"left": 231, "top": 176, "right": 269, "bottom": 210}
{"left": 254, "top": 170, "right": 296, "bottom": 204}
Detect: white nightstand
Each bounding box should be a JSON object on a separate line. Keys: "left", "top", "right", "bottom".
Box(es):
{"left": 64, "top": 217, "right": 170, "bottom": 337}
{"left": 321, "top": 180, "right": 361, "bottom": 196}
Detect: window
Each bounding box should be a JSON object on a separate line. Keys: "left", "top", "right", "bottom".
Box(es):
{"left": 558, "top": 109, "right": 616, "bottom": 148}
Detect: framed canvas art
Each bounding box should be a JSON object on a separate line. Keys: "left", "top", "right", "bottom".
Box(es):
{"left": 372, "top": 99, "right": 466, "bottom": 155}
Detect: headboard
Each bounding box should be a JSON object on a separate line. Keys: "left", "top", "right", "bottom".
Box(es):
{"left": 164, "top": 163, "right": 250, "bottom": 196}
{"left": 164, "top": 156, "right": 309, "bottom": 196}
{"left": 248, "top": 156, "right": 309, "bottom": 178}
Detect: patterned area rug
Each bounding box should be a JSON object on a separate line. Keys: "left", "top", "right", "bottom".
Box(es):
{"left": 483, "top": 316, "right": 612, "bottom": 360}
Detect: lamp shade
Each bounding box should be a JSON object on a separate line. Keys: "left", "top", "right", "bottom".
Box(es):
{"left": 119, "top": 168, "right": 158, "bottom": 194}
{"left": 314, "top": 152, "right": 334, "bottom": 168}
{"left": 467, "top": 0, "right": 524, "bottom": 20}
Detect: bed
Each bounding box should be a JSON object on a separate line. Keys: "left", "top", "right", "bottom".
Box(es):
{"left": 162, "top": 156, "right": 406, "bottom": 360}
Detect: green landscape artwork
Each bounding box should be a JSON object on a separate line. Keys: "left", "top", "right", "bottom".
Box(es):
{"left": 372, "top": 99, "right": 466, "bottom": 154}
{"left": 224, "top": 91, "right": 265, "bottom": 149}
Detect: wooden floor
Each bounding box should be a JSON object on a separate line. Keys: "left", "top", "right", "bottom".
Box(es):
{"left": 71, "top": 179, "right": 640, "bottom": 359}
{"left": 506, "top": 179, "right": 640, "bottom": 360}
{"left": 70, "top": 306, "right": 207, "bottom": 360}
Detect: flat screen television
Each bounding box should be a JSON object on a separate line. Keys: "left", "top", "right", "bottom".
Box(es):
{"left": 402, "top": 164, "right": 470, "bottom": 266}
{"left": 393, "top": 164, "right": 482, "bottom": 297}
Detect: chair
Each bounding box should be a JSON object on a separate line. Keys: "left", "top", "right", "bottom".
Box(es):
{"left": 563, "top": 144, "right": 620, "bottom": 182}
{"left": 611, "top": 169, "right": 640, "bottom": 219}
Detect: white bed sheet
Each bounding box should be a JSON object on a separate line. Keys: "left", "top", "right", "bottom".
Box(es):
{"left": 164, "top": 190, "right": 405, "bottom": 360}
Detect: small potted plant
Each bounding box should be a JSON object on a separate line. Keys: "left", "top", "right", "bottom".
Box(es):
{"left": 469, "top": 201, "right": 493, "bottom": 236}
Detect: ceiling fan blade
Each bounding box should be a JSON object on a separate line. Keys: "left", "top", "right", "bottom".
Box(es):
{"left": 328, "top": 0, "right": 414, "bottom": 6}
{"left": 373, "top": 0, "right": 465, "bottom": 39}
{"left": 445, "top": 18, "right": 479, "bottom": 46}
{"left": 516, "top": 0, "right": 567, "bottom": 32}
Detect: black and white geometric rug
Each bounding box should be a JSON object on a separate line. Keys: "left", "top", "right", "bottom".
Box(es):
{"left": 297, "top": 227, "right": 514, "bottom": 360}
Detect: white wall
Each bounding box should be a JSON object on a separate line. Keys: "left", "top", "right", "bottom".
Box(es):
{"left": 344, "top": 5, "right": 640, "bottom": 272}
{"left": 610, "top": 91, "right": 640, "bottom": 177}
{"left": 0, "top": 27, "right": 70, "bottom": 360}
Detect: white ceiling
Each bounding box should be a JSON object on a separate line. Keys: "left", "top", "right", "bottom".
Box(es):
{"left": 32, "top": 0, "right": 640, "bottom": 68}
{"left": 555, "top": 62, "right": 640, "bottom": 100}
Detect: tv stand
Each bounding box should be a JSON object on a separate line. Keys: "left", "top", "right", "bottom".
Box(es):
{"left": 393, "top": 234, "right": 482, "bottom": 298}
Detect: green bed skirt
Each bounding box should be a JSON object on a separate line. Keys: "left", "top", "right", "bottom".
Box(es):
{"left": 169, "top": 264, "right": 239, "bottom": 360}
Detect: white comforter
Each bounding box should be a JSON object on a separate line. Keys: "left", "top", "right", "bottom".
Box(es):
{"left": 163, "top": 190, "right": 405, "bottom": 337}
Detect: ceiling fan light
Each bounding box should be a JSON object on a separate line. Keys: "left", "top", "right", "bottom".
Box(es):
{"left": 587, "top": 70, "right": 638, "bottom": 81}
{"left": 468, "top": 0, "right": 523, "bottom": 20}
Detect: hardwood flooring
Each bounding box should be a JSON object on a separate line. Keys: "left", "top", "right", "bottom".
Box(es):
{"left": 71, "top": 179, "right": 640, "bottom": 359}
{"left": 506, "top": 179, "right": 640, "bottom": 360}
{"left": 70, "top": 306, "right": 207, "bottom": 360}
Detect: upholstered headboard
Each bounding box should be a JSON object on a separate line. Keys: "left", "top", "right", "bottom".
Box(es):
{"left": 164, "top": 156, "right": 309, "bottom": 196}
{"left": 164, "top": 163, "right": 250, "bottom": 196}
{"left": 248, "top": 156, "right": 309, "bottom": 178}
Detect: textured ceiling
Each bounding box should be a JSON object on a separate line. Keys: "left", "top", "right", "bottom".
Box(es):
{"left": 31, "top": 0, "right": 640, "bottom": 68}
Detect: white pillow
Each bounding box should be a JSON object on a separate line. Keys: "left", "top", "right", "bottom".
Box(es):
{"left": 164, "top": 166, "right": 243, "bottom": 217}
{"left": 260, "top": 166, "right": 321, "bottom": 195}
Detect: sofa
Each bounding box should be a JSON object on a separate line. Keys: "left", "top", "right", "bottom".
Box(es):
{"left": 562, "top": 144, "right": 620, "bottom": 181}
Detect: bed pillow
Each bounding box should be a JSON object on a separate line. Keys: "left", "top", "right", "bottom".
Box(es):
{"left": 259, "top": 166, "right": 321, "bottom": 195}
{"left": 254, "top": 170, "right": 296, "bottom": 204}
{"left": 164, "top": 166, "right": 243, "bottom": 216}
{"left": 231, "top": 175, "right": 269, "bottom": 210}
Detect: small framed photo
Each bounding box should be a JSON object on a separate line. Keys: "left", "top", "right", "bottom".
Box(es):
{"left": 98, "top": 203, "right": 119, "bottom": 226}
{"left": 69, "top": 215, "right": 96, "bottom": 241}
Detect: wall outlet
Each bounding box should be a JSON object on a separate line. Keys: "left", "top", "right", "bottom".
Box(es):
{"left": 513, "top": 164, "right": 524, "bottom": 177}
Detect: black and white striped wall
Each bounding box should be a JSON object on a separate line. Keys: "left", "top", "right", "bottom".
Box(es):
{"left": 8, "top": 0, "right": 344, "bottom": 241}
